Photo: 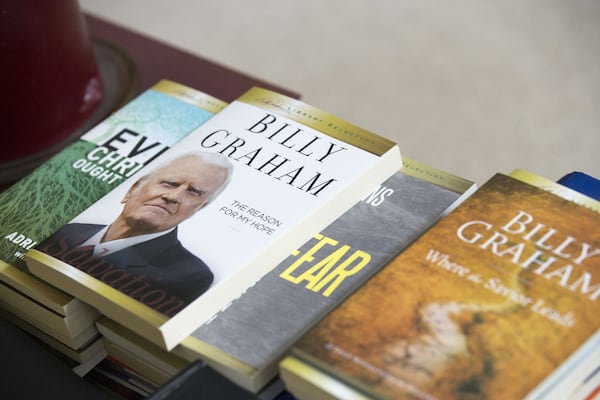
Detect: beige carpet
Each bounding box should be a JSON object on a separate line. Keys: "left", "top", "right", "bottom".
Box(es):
{"left": 81, "top": 0, "right": 600, "bottom": 186}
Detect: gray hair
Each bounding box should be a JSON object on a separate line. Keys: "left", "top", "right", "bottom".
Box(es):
{"left": 136, "top": 151, "right": 234, "bottom": 204}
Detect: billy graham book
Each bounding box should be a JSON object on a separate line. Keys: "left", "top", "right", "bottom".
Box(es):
{"left": 281, "top": 173, "right": 600, "bottom": 400}
{"left": 25, "top": 87, "right": 402, "bottom": 350}
{"left": 172, "top": 157, "right": 476, "bottom": 392}
{"left": 0, "top": 80, "right": 226, "bottom": 339}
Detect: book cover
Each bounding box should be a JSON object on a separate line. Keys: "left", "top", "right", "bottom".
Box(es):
{"left": 557, "top": 172, "right": 600, "bottom": 202}
{"left": 173, "top": 157, "right": 476, "bottom": 392}
{"left": 25, "top": 87, "right": 402, "bottom": 350}
{"left": 0, "top": 80, "right": 226, "bottom": 321}
{"left": 509, "top": 169, "right": 600, "bottom": 400}
{"left": 281, "top": 173, "right": 600, "bottom": 400}
{"left": 554, "top": 171, "right": 600, "bottom": 400}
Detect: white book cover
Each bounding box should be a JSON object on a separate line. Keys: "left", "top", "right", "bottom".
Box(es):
{"left": 26, "top": 87, "right": 401, "bottom": 350}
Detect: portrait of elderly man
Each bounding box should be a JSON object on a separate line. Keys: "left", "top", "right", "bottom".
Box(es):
{"left": 38, "top": 151, "right": 234, "bottom": 316}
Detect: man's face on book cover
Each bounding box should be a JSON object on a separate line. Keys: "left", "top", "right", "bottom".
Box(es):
{"left": 121, "top": 155, "right": 228, "bottom": 234}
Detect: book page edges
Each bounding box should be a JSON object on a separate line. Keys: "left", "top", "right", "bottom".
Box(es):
{"left": 24, "top": 249, "right": 170, "bottom": 348}
{"left": 280, "top": 356, "right": 371, "bottom": 400}
{"left": 0, "top": 260, "right": 80, "bottom": 315}
{"left": 176, "top": 336, "right": 260, "bottom": 389}
{"left": 96, "top": 317, "right": 188, "bottom": 374}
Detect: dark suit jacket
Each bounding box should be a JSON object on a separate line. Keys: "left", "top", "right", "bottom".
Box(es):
{"left": 40, "top": 223, "right": 213, "bottom": 312}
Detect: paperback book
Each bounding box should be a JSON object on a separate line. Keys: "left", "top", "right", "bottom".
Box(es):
{"left": 512, "top": 169, "right": 600, "bottom": 400}
{"left": 96, "top": 317, "right": 189, "bottom": 384}
{"left": 25, "top": 87, "right": 402, "bottom": 350}
{"left": 173, "top": 157, "right": 476, "bottom": 392}
{"left": 281, "top": 173, "right": 600, "bottom": 400}
{"left": 102, "top": 339, "right": 177, "bottom": 387}
{"left": 0, "top": 81, "right": 225, "bottom": 351}
{"left": 87, "top": 357, "right": 158, "bottom": 399}
{"left": 0, "top": 79, "right": 226, "bottom": 331}
{"left": 0, "top": 280, "right": 98, "bottom": 339}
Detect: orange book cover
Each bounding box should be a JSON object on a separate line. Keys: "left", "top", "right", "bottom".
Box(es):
{"left": 285, "top": 173, "right": 600, "bottom": 400}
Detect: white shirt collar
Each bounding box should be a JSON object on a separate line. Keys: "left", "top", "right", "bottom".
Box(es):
{"left": 80, "top": 226, "right": 175, "bottom": 257}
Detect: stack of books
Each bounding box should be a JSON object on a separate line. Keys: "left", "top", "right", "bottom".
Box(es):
{"left": 0, "top": 80, "right": 227, "bottom": 377}
{"left": 1, "top": 17, "right": 598, "bottom": 400}
{"left": 280, "top": 170, "right": 600, "bottom": 400}
{"left": 3, "top": 79, "right": 599, "bottom": 400}
{"left": 2, "top": 77, "right": 407, "bottom": 398}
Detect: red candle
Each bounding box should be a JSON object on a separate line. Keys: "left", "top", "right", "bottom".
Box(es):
{"left": 0, "top": 0, "right": 103, "bottom": 163}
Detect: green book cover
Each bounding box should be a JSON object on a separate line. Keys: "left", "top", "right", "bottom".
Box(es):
{"left": 0, "top": 80, "right": 226, "bottom": 313}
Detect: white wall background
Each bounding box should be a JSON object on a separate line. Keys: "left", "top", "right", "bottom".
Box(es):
{"left": 80, "top": 0, "right": 600, "bottom": 186}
